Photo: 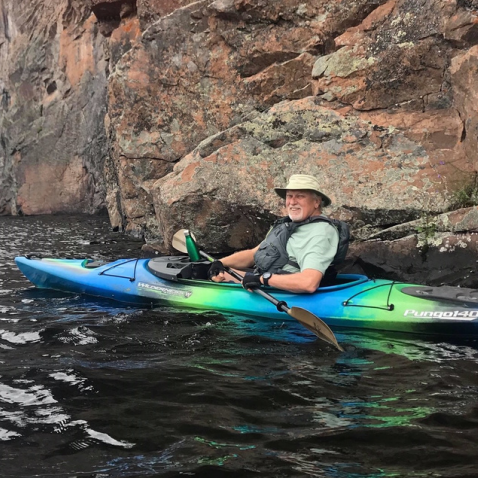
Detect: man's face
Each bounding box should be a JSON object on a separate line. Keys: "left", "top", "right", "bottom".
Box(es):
{"left": 286, "top": 190, "right": 321, "bottom": 222}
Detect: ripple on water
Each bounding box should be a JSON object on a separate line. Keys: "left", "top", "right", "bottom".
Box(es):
{"left": 0, "top": 329, "right": 42, "bottom": 344}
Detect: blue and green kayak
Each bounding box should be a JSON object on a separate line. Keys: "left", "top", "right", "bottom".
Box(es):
{"left": 14, "top": 255, "right": 478, "bottom": 336}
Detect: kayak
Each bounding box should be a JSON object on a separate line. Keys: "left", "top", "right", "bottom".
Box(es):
{"left": 14, "top": 255, "right": 478, "bottom": 336}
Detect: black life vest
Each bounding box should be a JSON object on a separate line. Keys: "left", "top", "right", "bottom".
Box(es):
{"left": 253, "top": 215, "right": 350, "bottom": 274}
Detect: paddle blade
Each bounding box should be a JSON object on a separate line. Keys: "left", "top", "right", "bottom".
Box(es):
{"left": 288, "top": 307, "right": 344, "bottom": 352}
{"left": 172, "top": 229, "right": 197, "bottom": 254}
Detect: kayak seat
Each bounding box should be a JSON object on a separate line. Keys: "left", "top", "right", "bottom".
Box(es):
{"left": 147, "top": 256, "right": 211, "bottom": 281}
{"left": 176, "top": 262, "right": 211, "bottom": 280}
{"left": 189, "top": 262, "right": 211, "bottom": 280}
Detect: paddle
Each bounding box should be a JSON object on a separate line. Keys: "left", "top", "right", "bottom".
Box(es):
{"left": 172, "top": 229, "right": 344, "bottom": 352}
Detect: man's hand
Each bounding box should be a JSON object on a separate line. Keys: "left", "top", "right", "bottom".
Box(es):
{"left": 242, "top": 272, "right": 262, "bottom": 291}
{"left": 208, "top": 260, "right": 226, "bottom": 281}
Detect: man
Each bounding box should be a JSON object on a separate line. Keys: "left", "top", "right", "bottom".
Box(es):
{"left": 208, "top": 174, "right": 339, "bottom": 293}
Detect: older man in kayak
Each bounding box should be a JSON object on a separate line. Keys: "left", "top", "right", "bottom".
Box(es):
{"left": 208, "top": 174, "right": 340, "bottom": 294}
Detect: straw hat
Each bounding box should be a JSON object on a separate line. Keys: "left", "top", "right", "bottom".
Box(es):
{"left": 274, "top": 174, "right": 332, "bottom": 207}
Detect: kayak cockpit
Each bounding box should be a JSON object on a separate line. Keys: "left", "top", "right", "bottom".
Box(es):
{"left": 147, "top": 256, "right": 212, "bottom": 281}
{"left": 146, "top": 256, "right": 369, "bottom": 290}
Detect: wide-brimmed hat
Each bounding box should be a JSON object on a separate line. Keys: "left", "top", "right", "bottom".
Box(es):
{"left": 274, "top": 174, "right": 332, "bottom": 207}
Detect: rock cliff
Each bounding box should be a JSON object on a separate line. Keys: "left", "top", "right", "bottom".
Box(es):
{"left": 0, "top": 0, "right": 109, "bottom": 215}
{"left": 2, "top": 0, "right": 478, "bottom": 285}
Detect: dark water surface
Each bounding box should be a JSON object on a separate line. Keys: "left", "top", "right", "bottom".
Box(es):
{"left": 1, "top": 215, "right": 478, "bottom": 478}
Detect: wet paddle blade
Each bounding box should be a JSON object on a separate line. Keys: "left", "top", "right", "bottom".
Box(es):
{"left": 288, "top": 306, "right": 344, "bottom": 352}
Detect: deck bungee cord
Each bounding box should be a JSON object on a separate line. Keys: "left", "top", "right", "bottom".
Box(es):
{"left": 342, "top": 281, "right": 399, "bottom": 312}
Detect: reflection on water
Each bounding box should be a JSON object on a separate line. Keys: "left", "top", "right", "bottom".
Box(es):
{"left": 1, "top": 215, "right": 478, "bottom": 477}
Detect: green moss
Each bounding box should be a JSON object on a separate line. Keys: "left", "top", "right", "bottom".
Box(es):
{"left": 415, "top": 213, "right": 438, "bottom": 259}
{"left": 449, "top": 181, "right": 478, "bottom": 209}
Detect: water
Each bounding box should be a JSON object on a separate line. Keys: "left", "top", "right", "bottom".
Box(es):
{"left": 1, "top": 215, "right": 478, "bottom": 477}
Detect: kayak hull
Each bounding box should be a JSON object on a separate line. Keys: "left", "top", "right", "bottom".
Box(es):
{"left": 14, "top": 256, "right": 478, "bottom": 336}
